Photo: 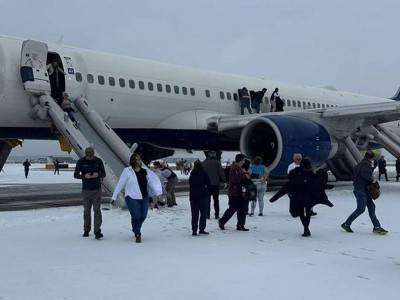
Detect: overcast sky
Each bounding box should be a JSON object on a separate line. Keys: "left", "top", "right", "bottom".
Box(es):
{"left": 2, "top": 0, "right": 400, "bottom": 156}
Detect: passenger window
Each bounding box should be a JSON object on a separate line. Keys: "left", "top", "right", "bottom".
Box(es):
{"left": 119, "top": 78, "right": 125, "bottom": 87}
{"left": 190, "top": 88, "right": 195, "bottom": 96}
{"left": 157, "top": 83, "right": 163, "bottom": 92}
{"left": 322, "top": 104, "right": 325, "bottom": 108}
{"left": 109, "top": 77, "right": 115, "bottom": 86}
{"left": 292, "top": 100, "right": 296, "bottom": 107}
{"left": 98, "top": 75, "right": 105, "bottom": 85}
{"left": 76, "top": 72, "right": 83, "bottom": 82}
{"left": 174, "top": 85, "right": 179, "bottom": 94}
{"left": 129, "top": 79, "right": 135, "bottom": 89}
{"left": 87, "top": 74, "right": 94, "bottom": 84}
{"left": 182, "top": 87, "right": 187, "bottom": 95}
{"left": 219, "top": 91, "right": 225, "bottom": 100}
{"left": 307, "top": 102, "right": 311, "bottom": 108}
{"left": 312, "top": 103, "right": 316, "bottom": 108}
{"left": 205, "top": 90, "right": 210, "bottom": 98}
{"left": 287, "top": 99, "right": 291, "bottom": 107}
{"left": 297, "top": 100, "right": 301, "bottom": 107}
{"left": 264, "top": 97, "right": 269, "bottom": 104}
{"left": 166, "top": 84, "right": 171, "bottom": 93}
{"left": 227, "top": 92, "right": 232, "bottom": 100}
{"left": 148, "top": 82, "right": 154, "bottom": 91}
{"left": 139, "top": 81, "right": 145, "bottom": 90}
{"left": 233, "top": 93, "right": 238, "bottom": 101}
{"left": 317, "top": 103, "right": 321, "bottom": 108}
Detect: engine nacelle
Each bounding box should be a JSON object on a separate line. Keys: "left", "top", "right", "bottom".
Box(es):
{"left": 239, "top": 115, "right": 337, "bottom": 177}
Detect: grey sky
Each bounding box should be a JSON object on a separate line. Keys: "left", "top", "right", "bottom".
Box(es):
{"left": 2, "top": 0, "right": 400, "bottom": 156}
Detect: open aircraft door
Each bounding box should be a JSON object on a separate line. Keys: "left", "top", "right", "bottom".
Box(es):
{"left": 20, "top": 40, "right": 50, "bottom": 94}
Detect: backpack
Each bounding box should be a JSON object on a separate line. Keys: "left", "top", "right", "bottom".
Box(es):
{"left": 367, "top": 181, "right": 380, "bottom": 200}
{"left": 242, "top": 179, "right": 257, "bottom": 201}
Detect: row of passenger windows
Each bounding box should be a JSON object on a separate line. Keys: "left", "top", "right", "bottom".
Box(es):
{"left": 74, "top": 72, "right": 337, "bottom": 109}
{"left": 76, "top": 72, "right": 196, "bottom": 96}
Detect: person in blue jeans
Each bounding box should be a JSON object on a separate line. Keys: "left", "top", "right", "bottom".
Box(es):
{"left": 248, "top": 156, "right": 269, "bottom": 216}
{"left": 112, "top": 153, "right": 162, "bottom": 243}
{"left": 341, "top": 150, "right": 388, "bottom": 235}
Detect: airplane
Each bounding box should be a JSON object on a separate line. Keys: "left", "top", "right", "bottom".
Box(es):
{"left": 1, "top": 35, "right": 400, "bottom": 183}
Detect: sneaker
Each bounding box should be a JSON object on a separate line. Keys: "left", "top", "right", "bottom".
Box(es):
{"left": 94, "top": 231, "right": 103, "bottom": 239}
{"left": 218, "top": 220, "right": 225, "bottom": 230}
{"left": 302, "top": 229, "right": 311, "bottom": 237}
{"left": 258, "top": 213, "right": 263, "bottom": 216}
{"left": 192, "top": 232, "right": 197, "bottom": 236}
{"left": 82, "top": 231, "right": 89, "bottom": 237}
{"left": 135, "top": 234, "right": 142, "bottom": 243}
{"left": 341, "top": 223, "right": 353, "bottom": 233}
{"left": 248, "top": 213, "right": 254, "bottom": 217}
{"left": 199, "top": 231, "right": 209, "bottom": 235}
{"left": 373, "top": 227, "right": 388, "bottom": 235}
{"left": 310, "top": 211, "right": 317, "bottom": 216}
{"left": 236, "top": 225, "right": 249, "bottom": 231}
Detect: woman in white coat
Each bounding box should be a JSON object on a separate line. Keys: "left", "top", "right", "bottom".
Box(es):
{"left": 112, "top": 153, "right": 162, "bottom": 243}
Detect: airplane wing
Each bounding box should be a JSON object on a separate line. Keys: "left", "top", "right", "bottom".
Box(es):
{"left": 206, "top": 100, "right": 400, "bottom": 180}
{"left": 207, "top": 101, "right": 400, "bottom": 133}
{"left": 321, "top": 101, "right": 400, "bottom": 126}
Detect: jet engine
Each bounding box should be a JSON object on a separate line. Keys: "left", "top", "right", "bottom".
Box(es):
{"left": 239, "top": 115, "right": 339, "bottom": 177}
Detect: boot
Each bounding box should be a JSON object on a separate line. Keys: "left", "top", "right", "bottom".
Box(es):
{"left": 135, "top": 234, "right": 142, "bottom": 243}
{"left": 236, "top": 225, "right": 249, "bottom": 231}
{"left": 302, "top": 228, "right": 311, "bottom": 237}
{"left": 94, "top": 231, "right": 103, "bottom": 239}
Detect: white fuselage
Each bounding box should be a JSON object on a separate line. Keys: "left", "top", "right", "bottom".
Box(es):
{"left": 0, "top": 35, "right": 396, "bottom": 148}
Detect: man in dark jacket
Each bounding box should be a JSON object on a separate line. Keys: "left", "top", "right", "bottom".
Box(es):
{"left": 74, "top": 147, "right": 106, "bottom": 239}
{"left": 396, "top": 156, "right": 400, "bottom": 181}
{"left": 378, "top": 155, "right": 389, "bottom": 181}
{"left": 251, "top": 88, "right": 267, "bottom": 113}
{"left": 341, "top": 150, "right": 388, "bottom": 235}
{"left": 189, "top": 160, "right": 211, "bottom": 235}
{"left": 54, "top": 159, "right": 60, "bottom": 175}
{"left": 203, "top": 150, "right": 226, "bottom": 219}
{"left": 22, "top": 159, "right": 31, "bottom": 178}
{"left": 218, "top": 153, "right": 250, "bottom": 231}
{"left": 239, "top": 87, "right": 252, "bottom": 115}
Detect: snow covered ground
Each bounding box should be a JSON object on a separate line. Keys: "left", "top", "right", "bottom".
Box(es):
{"left": 0, "top": 164, "right": 399, "bottom": 300}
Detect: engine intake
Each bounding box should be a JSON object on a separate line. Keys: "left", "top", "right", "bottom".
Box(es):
{"left": 239, "top": 115, "right": 335, "bottom": 177}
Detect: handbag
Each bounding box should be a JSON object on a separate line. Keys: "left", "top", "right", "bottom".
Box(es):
{"left": 367, "top": 181, "right": 380, "bottom": 200}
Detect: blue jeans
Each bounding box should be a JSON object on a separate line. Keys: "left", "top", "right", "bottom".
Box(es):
{"left": 240, "top": 98, "right": 252, "bottom": 115}
{"left": 250, "top": 183, "right": 266, "bottom": 214}
{"left": 345, "top": 188, "right": 380, "bottom": 228}
{"left": 125, "top": 196, "right": 149, "bottom": 236}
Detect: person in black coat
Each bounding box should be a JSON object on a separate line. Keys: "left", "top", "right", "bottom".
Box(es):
{"left": 22, "top": 159, "right": 31, "bottom": 178}
{"left": 189, "top": 160, "right": 211, "bottom": 236}
{"left": 378, "top": 155, "right": 389, "bottom": 181}
{"left": 251, "top": 88, "right": 267, "bottom": 113}
{"left": 269, "top": 159, "right": 333, "bottom": 237}
{"left": 396, "top": 156, "right": 400, "bottom": 181}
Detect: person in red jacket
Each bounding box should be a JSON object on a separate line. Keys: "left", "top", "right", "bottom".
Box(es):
{"left": 218, "top": 153, "right": 251, "bottom": 231}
